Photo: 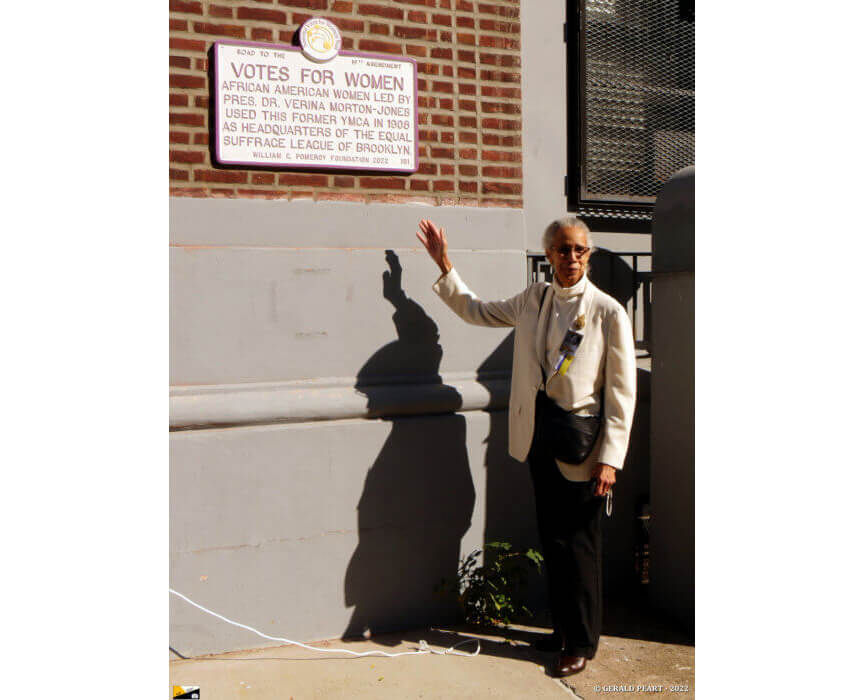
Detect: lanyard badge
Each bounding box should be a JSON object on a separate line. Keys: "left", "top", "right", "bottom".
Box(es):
{"left": 553, "top": 314, "right": 586, "bottom": 377}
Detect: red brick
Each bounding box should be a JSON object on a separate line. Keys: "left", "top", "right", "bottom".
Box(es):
{"left": 169, "top": 93, "right": 188, "bottom": 107}
{"left": 170, "top": 0, "right": 203, "bottom": 14}
{"left": 334, "top": 175, "right": 355, "bottom": 187}
{"left": 458, "top": 180, "right": 478, "bottom": 192}
{"left": 207, "top": 5, "right": 234, "bottom": 19}
{"left": 418, "top": 129, "right": 438, "bottom": 142}
{"left": 332, "top": 16, "right": 364, "bottom": 31}
{"left": 170, "top": 37, "right": 207, "bottom": 52}
{"left": 431, "top": 114, "right": 454, "bottom": 126}
{"left": 458, "top": 99, "right": 476, "bottom": 111}
{"left": 170, "top": 168, "right": 190, "bottom": 181}
{"left": 407, "top": 10, "right": 428, "bottom": 22}
{"left": 477, "top": 3, "right": 518, "bottom": 18}
{"left": 405, "top": 44, "right": 427, "bottom": 56}
{"left": 169, "top": 55, "right": 191, "bottom": 69}
{"left": 238, "top": 7, "right": 287, "bottom": 22}
{"left": 458, "top": 115, "right": 477, "bottom": 128}
{"left": 170, "top": 73, "right": 206, "bottom": 89}
{"left": 459, "top": 131, "right": 478, "bottom": 143}
{"left": 439, "top": 0, "right": 452, "bottom": 7}
{"left": 192, "top": 22, "right": 246, "bottom": 38}
{"left": 431, "top": 80, "right": 454, "bottom": 93}
{"left": 440, "top": 131, "right": 455, "bottom": 144}
{"left": 278, "top": 173, "right": 328, "bottom": 186}
{"left": 430, "top": 47, "right": 452, "bottom": 59}
{"left": 169, "top": 18, "right": 187, "bottom": 31}
{"left": 458, "top": 164, "right": 477, "bottom": 176}
{"left": 480, "top": 117, "right": 520, "bottom": 131}
{"left": 482, "top": 133, "right": 520, "bottom": 147}
{"left": 479, "top": 69, "right": 520, "bottom": 83}
{"left": 193, "top": 132, "right": 210, "bottom": 145}
{"left": 432, "top": 13, "right": 451, "bottom": 26}
{"left": 170, "top": 149, "right": 206, "bottom": 164}
{"left": 456, "top": 16, "right": 474, "bottom": 28}
{"left": 439, "top": 30, "right": 452, "bottom": 41}
{"left": 457, "top": 49, "right": 474, "bottom": 62}
{"left": 429, "top": 147, "right": 454, "bottom": 158}
{"left": 459, "top": 82, "right": 476, "bottom": 95}
{"left": 194, "top": 170, "right": 249, "bottom": 183}
{"left": 358, "top": 3, "right": 403, "bottom": 20}
{"left": 455, "top": 0, "right": 473, "bottom": 10}
{"left": 418, "top": 62, "right": 439, "bottom": 75}
{"left": 169, "top": 112, "right": 205, "bottom": 128}
{"left": 417, "top": 96, "right": 435, "bottom": 109}
{"left": 481, "top": 149, "right": 521, "bottom": 161}
{"left": 481, "top": 85, "right": 521, "bottom": 99}
{"left": 194, "top": 95, "right": 210, "bottom": 108}
{"left": 251, "top": 173, "right": 276, "bottom": 185}
{"left": 236, "top": 189, "right": 289, "bottom": 199}
{"left": 478, "top": 35, "right": 520, "bottom": 50}
{"left": 442, "top": 65, "right": 454, "bottom": 76}
{"left": 432, "top": 180, "right": 454, "bottom": 192}
{"left": 278, "top": 0, "right": 327, "bottom": 8}
{"left": 358, "top": 176, "right": 406, "bottom": 189}
{"left": 394, "top": 26, "right": 436, "bottom": 40}
{"left": 251, "top": 28, "right": 274, "bottom": 40}
{"left": 479, "top": 53, "right": 520, "bottom": 67}
{"left": 457, "top": 66, "right": 475, "bottom": 79}
{"left": 416, "top": 162, "right": 436, "bottom": 175}
{"left": 170, "top": 131, "right": 190, "bottom": 144}
{"left": 482, "top": 165, "right": 521, "bottom": 178}
{"left": 370, "top": 23, "right": 390, "bottom": 35}
{"left": 481, "top": 101, "right": 521, "bottom": 115}
{"left": 410, "top": 180, "right": 430, "bottom": 191}
{"left": 478, "top": 18, "right": 519, "bottom": 32}
{"left": 208, "top": 5, "right": 233, "bottom": 19}
{"left": 209, "top": 188, "right": 237, "bottom": 198}
{"left": 394, "top": 0, "right": 435, "bottom": 6}
{"left": 458, "top": 147, "right": 477, "bottom": 159}
{"left": 457, "top": 32, "right": 475, "bottom": 45}
{"left": 358, "top": 39, "right": 402, "bottom": 54}
{"left": 170, "top": 187, "right": 208, "bottom": 197}
{"left": 482, "top": 182, "right": 521, "bottom": 194}
{"left": 440, "top": 163, "right": 455, "bottom": 175}
{"left": 332, "top": 1, "right": 353, "bottom": 12}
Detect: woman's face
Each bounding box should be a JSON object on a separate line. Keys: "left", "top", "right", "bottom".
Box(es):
{"left": 546, "top": 225, "right": 592, "bottom": 288}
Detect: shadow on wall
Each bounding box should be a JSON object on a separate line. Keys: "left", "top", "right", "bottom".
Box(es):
{"left": 343, "top": 251, "right": 475, "bottom": 641}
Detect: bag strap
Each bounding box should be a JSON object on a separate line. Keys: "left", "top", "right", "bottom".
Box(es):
{"left": 537, "top": 284, "right": 550, "bottom": 386}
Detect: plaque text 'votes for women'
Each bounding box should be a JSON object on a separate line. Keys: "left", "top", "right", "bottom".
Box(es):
{"left": 213, "top": 41, "right": 418, "bottom": 172}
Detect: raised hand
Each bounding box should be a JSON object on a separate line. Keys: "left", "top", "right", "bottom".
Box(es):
{"left": 416, "top": 219, "right": 453, "bottom": 275}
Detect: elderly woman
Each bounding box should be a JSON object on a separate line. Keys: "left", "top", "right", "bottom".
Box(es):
{"left": 416, "top": 216, "right": 636, "bottom": 677}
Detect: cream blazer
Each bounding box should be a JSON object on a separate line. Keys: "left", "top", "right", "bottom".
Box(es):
{"left": 433, "top": 268, "right": 636, "bottom": 479}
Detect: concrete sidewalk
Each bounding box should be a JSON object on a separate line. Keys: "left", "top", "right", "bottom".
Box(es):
{"left": 170, "top": 623, "right": 694, "bottom": 699}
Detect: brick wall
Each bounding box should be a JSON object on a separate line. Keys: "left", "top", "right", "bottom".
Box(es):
{"left": 169, "top": 0, "right": 522, "bottom": 207}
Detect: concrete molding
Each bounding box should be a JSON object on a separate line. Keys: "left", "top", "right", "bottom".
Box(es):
{"left": 170, "top": 373, "right": 511, "bottom": 430}
{"left": 169, "top": 197, "right": 526, "bottom": 250}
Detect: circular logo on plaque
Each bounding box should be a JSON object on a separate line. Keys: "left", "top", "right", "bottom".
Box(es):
{"left": 299, "top": 17, "right": 342, "bottom": 62}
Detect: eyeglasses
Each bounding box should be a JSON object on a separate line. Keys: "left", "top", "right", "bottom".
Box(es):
{"left": 552, "top": 245, "right": 590, "bottom": 257}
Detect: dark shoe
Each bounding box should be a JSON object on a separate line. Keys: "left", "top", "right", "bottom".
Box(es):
{"left": 554, "top": 653, "right": 587, "bottom": 678}
{"left": 532, "top": 634, "right": 563, "bottom": 652}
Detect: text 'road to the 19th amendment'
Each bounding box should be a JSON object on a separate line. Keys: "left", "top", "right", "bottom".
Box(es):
{"left": 214, "top": 42, "right": 418, "bottom": 172}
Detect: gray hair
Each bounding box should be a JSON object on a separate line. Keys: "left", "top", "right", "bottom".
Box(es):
{"left": 542, "top": 216, "right": 593, "bottom": 250}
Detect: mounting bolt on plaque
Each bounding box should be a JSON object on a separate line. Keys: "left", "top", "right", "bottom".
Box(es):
{"left": 299, "top": 17, "right": 342, "bottom": 63}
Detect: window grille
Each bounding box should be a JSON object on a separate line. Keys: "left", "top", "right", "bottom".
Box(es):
{"left": 567, "top": 0, "right": 694, "bottom": 220}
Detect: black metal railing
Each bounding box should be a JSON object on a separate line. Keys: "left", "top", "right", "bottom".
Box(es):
{"left": 528, "top": 251, "right": 652, "bottom": 357}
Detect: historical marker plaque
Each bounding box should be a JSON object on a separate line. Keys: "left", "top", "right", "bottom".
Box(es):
{"left": 213, "top": 40, "right": 418, "bottom": 172}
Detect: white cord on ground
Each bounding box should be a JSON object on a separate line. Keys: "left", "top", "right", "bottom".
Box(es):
{"left": 169, "top": 588, "right": 481, "bottom": 658}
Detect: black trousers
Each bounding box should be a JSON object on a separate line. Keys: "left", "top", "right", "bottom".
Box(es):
{"left": 528, "top": 429, "right": 604, "bottom": 658}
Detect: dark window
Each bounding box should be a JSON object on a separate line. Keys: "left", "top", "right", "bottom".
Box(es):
{"left": 566, "top": 0, "right": 694, "bottom": 226}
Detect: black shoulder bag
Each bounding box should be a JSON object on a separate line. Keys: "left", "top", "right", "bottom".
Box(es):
{"left": 533, "top": 285, "right": 603, "bottom": 464}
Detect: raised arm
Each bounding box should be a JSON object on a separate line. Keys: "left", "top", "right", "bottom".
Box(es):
{"left": 417, "top": 219, "right": 527, "bottom": 328}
